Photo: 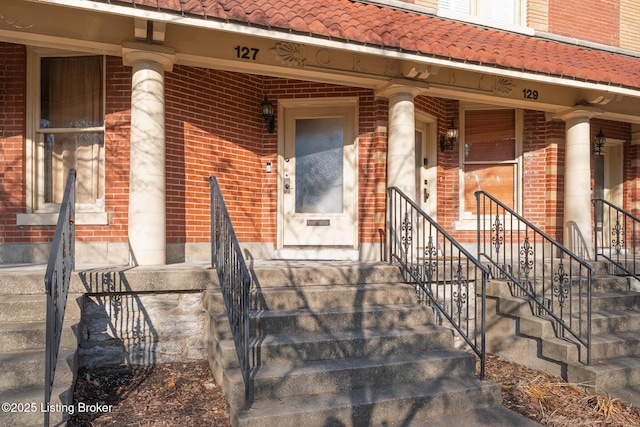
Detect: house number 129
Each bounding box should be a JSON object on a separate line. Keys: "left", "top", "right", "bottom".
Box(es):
{"left": 522, "top": 89, "right": 539, "bottom": 100}
{"left": 234, "top": 46, "right": 259, "bottom": 60}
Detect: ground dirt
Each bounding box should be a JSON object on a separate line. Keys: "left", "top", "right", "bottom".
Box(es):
{"left": 68, "top": 355, "right": 640, "bottom": 426}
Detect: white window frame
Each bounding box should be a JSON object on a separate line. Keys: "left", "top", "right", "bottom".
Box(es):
{"left": 454, "top": 105, "right": 523, "bottom": 231}
{"left": 438, "top": 0, "right": 531, "bottom": 33}
{"left": 18, "top": 47, "right": 108, "bottom": 226}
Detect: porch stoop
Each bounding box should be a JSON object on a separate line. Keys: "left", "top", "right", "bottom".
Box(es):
{"left": 0, "top": 271, "right": 80, "bottom": 427}
{"left": 486, "top": 260, "right": 640, "bottom": 399}
{"left": 204, "top": 261, "right": 539, "bottom": 427}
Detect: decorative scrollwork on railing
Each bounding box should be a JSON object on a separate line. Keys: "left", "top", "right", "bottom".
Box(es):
{"left": 612, "top": 218, "right": 625, "bottom": 254}
{"left": 491, "top": 213, "right": 504, "bottom": 255}
{"left": 423, "top": 235, "right": 438, "bottom": 284}
{"left": 453, "top": 264, "right": 468, "bottom": 317}
{"left": 552, "top": 262, "right": 569, "bottom": 309}
{"left": 401, "top": 212, "right": 412, "bottom": 253}
{"left": 520, "top": 236, "right": 534, "bottom": 293}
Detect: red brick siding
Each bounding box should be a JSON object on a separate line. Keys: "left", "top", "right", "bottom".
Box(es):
{"left": 165, "top": 67, "right": 264, "bottom": 243}
{"left": 549, "top": 0, "right": 620, "bottom": 47}
{"left": 98, "top": 56, "right": 132, "bottom": 242}
{"left": 522, "top": 110, "right": 548, "bottom": 230}
{"left": 0, "top": 43, "right": 27, "bottom": 243}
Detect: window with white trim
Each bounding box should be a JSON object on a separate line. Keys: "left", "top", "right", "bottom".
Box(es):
{"left": 22, "top": 49, "right": 107, "bottom": 225}
{"left": 440, "top": 0, "right": 522, "bottom": 26}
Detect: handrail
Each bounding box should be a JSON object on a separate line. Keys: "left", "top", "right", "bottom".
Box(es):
{"left": 388, "top": 186, "right": 490, "bottom": 379}
{"left": 44, "top": 169, "right": 76, "bottom": 427}
{"left": 476, "top": 190, "right": 594, "bottom": 365}
{"left": 593, "top": 198, "right": 640, "bottom": 281}
{"left": 209, "top": 176, "right": 252, "bottom": 409}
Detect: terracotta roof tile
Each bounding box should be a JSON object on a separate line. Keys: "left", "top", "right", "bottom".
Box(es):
{"left": 98, "top": 0, "right": 640, "bottom": 89}
{"left": 180, "top": 0, "right": 205, "bottom": 17}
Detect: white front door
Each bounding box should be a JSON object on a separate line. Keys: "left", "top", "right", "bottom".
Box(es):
{"left": 280, "top": 101, "right": 357, "bottom": 255}
{"left": 415, "top": 119, "right": 437, "bottom": 218}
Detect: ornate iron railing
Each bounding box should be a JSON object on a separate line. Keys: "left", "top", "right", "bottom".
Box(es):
{"left": 476, "top": 191, "right": 594, "bottom": 365}
{"left": 44, "top": 169, "right": 76, "bottom": 427}
{"left": 593, "top": 198, "right": 640, "bottom": 281}
{"left": 209, "top": 176, "right": 252, "bottom": 409}
{"left": 388, "top": 187, "right": 490, "bottom": 379}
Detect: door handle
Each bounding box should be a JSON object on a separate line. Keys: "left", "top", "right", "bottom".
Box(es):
{"left": 284, "top": 177, "right": 291, "bottom": 194}
{"left": 423, "top": 188, "right": 430, "bottom": 202}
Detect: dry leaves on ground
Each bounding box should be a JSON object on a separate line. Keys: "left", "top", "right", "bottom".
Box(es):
{"left": 484, "top": 353, "right": 640, "bottom": 427}
{"left": 68, "top": 360, "right": 230, "bottom": 426}
{"left": 69, "top": 355, "right": 640, "bottom": 426}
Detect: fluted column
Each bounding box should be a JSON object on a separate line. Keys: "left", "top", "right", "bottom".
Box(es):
{"left": 122, "top": 43, "right": 175, "bottom": 265}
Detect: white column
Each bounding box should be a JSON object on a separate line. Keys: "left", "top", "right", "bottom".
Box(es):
{"left": 385, "top": 88, "right": 421, "bottom": 197}
{"left": 122, "top": 43, "right": 175, "bottom": 265}
{"left": 561, "top": 110, "right": 596, "bottom": 259}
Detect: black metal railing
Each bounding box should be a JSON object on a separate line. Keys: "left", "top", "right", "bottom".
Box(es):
{"left": 388, "top": 187, "right": 490, "bottom": 379}
{"left": 44, "top": 169, "right": 76, "bottom": 427}
{"left": 476, "top": 191, "right": 594, "bottom": 365}
{"left": 209, "top": 176, "right": 252, "bottom": 409}
{"left": 593, "top": 198, "right": 640, "bottom": 281}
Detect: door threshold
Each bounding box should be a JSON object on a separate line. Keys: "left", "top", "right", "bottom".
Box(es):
{"left": 275, "top": 248, "right": 359, "bottom": 261}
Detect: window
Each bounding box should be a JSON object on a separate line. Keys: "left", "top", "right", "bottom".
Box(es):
{"left": 461, "top": 108, "right": 521, "bottom": 216}
{"left": 20, "top": 49, "right": 107, "bottom": 225}
{"left": 440, "top": 0, "right": 522, "bottom": 26}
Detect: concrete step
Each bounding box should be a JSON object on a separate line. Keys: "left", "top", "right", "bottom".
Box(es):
{"left": 253, "top": 304, "right": 434, "bottom": 335}
{"left": 0, "top": 294, "right": 82, "bottom": 323}
{"left": 0, "top": 349, "right": 75, "bottom": 391}
{"left": 233, "top": 376, "right": 501, "bottom": 427}
{"left": 592, "top": 275, "right": 631, "bottom": 292}
{"left": 221, "top": 349, "right": 476, "bottom": 407}
{"left": 204, "top": 283, "right": 419, "bottom": 313}
{"left": 535, "top": 329, "right": 640, "bottom": 365}
{"left": 588, "top": 310, "right": 640, "bottom": 334}
{"left": 568, "top": 354, "right": 640, "bottom": 393}
{"left": 209, "top": 304, "right": 434, "bottom": 339}
{"left": 252, "top": 283, "right": 420, "bottom": 311}
{"left": 0, "top": 369, "right": 74, "bottom": 427}
{"left": 588, "top": 291, "right": 640, "bottom": 311}
{"left": 246, "top": 262, "right": 404, "bottom": 288}
{"left": 0, "top": 321, "right": 77, "bottom": 352}
{"left": 214, "top": 325, "right": 453, "bottom": 369}
{"left": 0, "top": 265, "right": 213, "bottom": 295}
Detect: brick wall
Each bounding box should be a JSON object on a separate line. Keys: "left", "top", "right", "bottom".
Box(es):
{"left": 165, "top": 67, "right": 264, "bottom": 244}
{"left": 0, "top": 43, "right": 27, "bottom": 244}
{"left": 549, "top": 0, "right": 620, "bottom": 47}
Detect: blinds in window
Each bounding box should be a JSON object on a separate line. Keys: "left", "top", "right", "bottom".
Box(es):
{"left": 440, "top": 0, "right": 471, "bottom": 14}
{"left": 480, "top": 0, "right": 516, "bottom": 24}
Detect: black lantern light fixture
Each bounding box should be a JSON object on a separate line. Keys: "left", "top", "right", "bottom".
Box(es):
{"left": 261, "top": 95, "right": 275, "bottom": 133}
{"left": 440, "top": 120, "right": 459, "bottom": 152}
{"left": 593, "top": 128, "right": 606, "bottom": 155}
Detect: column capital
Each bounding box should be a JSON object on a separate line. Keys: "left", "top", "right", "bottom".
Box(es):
{"left": 552, "top": 106, "right": 604, "bottom": 123}
{"left": 375, "top": 79, "right": 428, "bottom": 99}
{"left": 122, "top": 42, "right": 176, "bottom": 72}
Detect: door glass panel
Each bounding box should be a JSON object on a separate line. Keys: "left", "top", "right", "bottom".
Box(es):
{"left": 295, "top": 118, "right": 344, "bottom": 213}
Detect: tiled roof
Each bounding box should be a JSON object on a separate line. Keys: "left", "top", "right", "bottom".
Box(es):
{"left": 102, "top": 0, "right": 640, "bottom": 89}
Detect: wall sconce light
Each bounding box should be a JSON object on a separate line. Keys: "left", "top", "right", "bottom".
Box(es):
{"left": 439, "top": 120, "right": 459, "bottom": 152}
{"left": 261, "top": 95, "right": 275, "bottom": 133}
{"left": 593, "top": 128, "right": 606, "bottom": 155}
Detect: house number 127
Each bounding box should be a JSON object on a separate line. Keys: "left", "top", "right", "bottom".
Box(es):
{"left": 234, "top": 46, "right": 259, "bottom": 60}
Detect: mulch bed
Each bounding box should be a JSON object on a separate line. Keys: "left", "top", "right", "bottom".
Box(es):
{"left": 68, "top": 360, "right": 230, "bottom": 426}
{"left": 69, "top": 355, "right": 640, "bottom": 426}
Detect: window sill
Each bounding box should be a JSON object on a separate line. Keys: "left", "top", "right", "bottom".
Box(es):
{"left": 17, "top": 212, "right": 109, "bottom": 226}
